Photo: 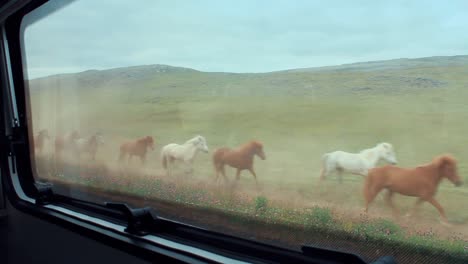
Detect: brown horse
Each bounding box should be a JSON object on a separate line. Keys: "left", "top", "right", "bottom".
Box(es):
{"left": 54, "top": 130, "right": 80, "bottom": 161}
{"left": 34, "top": 129, "right": 50, "bottom": 154}
{"left": 213, "top": 140, "right": 266, "bottom": 187}
{"left": 119, "top": 136, "right": 155, "bottom": 164}
{"left": 363, "top": 154, "right": 463, "bottom": 224}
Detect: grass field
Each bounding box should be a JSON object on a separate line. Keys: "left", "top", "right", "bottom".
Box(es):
{"left": 29, "top": 57, "right": 468, "bottom": 261}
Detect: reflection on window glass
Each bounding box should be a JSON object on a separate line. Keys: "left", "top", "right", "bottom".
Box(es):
{"left": 24, "top": 0, "right": 468, "bottom": 262}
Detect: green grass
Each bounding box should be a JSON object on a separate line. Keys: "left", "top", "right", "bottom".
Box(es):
{"left": 37, "top": 161, "right": 467, "bottom": 259}
{"left": 254, "top": 196, "right": 268, "bottom": 214}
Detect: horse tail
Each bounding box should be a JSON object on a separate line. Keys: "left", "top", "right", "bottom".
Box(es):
{"left": 212, "top": 149, "right": 224, "bottom": 174}
{"left": 319, "top": 153, "right": 330, "bottom": 181}
{"left": 212, "top": 150, "right": 219, "bottom": 172}
{"left": 118, "top": 144, "right": 126, "bottom": 162}
{"left": 162, "top": 153, "right": 168, "bottom": 169}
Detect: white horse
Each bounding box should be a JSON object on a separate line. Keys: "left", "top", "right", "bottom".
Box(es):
{"left": 319, "top": 142, "right": 397, "bottom": 183}
{"left": 74, "top": 132, "right": 104, "bottom": 161}
{"left": 161, "top": 135, "right": 209, "bottom": 175}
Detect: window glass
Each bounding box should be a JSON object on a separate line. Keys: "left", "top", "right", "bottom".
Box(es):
{"left": 23, "top": 1, "right": 468, "bottom": 262}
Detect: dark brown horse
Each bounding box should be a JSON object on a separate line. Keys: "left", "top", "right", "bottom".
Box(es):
{"left": 34, "top": 129, "right": 50, "bottom": 154}
{"left": 213, "top": 140, "right": 266, "bottom": 187}
{"left": 119, "top": 136, "right": 154, "bottom": 164}
{"left": 363, "top": 154, "right": 463, "bottom": 224}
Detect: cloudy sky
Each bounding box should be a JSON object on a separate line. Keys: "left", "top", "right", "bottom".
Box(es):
{"left": 23, "top": 0, "right": 468, "bottom": 79}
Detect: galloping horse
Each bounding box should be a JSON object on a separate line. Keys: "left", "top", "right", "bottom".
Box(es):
{"left": 319, "top": 142, "right": 397, "bottom": 183}
{"left": 75, "top": 132, "right": 104, "bottom": 161}
{"left": 34, "top": 129, "right": 50, "bottom": 154}
{"left": 55, "top": 130, "right": 80, "bottom": 161}
{"left": 363, "top": 154, "right": 463, "bottom": 224}
{"left": 119, "top": 136, "right": 154, "bottom": 164}
{"left": 213, "top": 140, "right": 266, "bottom": 187}
{"left": 161, "top": 135, "right": 209, "bottom": 175}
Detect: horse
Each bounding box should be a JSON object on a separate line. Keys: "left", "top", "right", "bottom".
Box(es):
{"left": 75, "top": 132, "right": 104, "bottom": 161}
{"left": 119, "top": 136, "right": 155, "bottom": 164}
{"left": 54, "top": 130, "right": 81, "bottom": 161}
{"left": 363, "top": 154, "right": 463, "bottom": 225}
{"left": 34, "top": 129, "right": 50, "bottom": 154}
{"left": 161, "top": 135, "right": 209, "bottom": 175}
{"left": 319, "top": 142, "right": 397, "bottom": 183}
{"left": 213, "top": 140, "right": 266, "bottom": 188}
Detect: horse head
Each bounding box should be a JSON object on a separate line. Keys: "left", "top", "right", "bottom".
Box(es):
{"left": 378, "top": 142, "right": 397, "bottom": 165}
{"left": 251, "top": 141, "right": 266, "bottom": 160}
{"left": 145, "top": 136, "right": 155, "bottom": 150}
{"left": 193, "top": 135, "right": 209, "bottom": 153}
{"left": 434, "top": 155, "right": 463, "bottom": 187}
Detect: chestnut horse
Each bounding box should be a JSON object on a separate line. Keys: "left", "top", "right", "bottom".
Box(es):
{"left": 363, "top": 154, "right": 463, "bottom": 224}
{"left": 34, "top": 129, "right": 50, "bottom": 154}
{"left": 119, "top": 136, "right": 155, "bottom": 164}
{"left": 213, "top": 140, "right": 266, "bottom": 187}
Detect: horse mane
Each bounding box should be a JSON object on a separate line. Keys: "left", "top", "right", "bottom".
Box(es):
{"left": 137, "top": 136, "right": 151, "bottom": 144}
{"left": 241, "top": 140, "right": 262, "bottom": 152}
{"left": 253, "top": 141, "right": 263, "bottom": 148}
{"left": 380, "top": 142, "right": 393, "bottom": 149}
{"left": 185, "top": 135, "right": 200, "bottom": 145}
{"left": 358, "top": 142, "right": 392, "bottom": 155}
{"left": 432, "top": 154, "right": 456, "bottom": 166}
{"left": 184, "top": 135, "right": 206, "bottom": 145}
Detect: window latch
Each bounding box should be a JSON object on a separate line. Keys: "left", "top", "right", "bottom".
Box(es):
{"left": 7, "top": 135, "right": 24, "bottom": 174}
{"left": 105, "top": 202, "right": 157, "bottom": 236}
{"left": 34, "top": 181, "right": 55, "bottom": 205}
{"left": 7, "top": 123, "right": 25, "bottom": 174}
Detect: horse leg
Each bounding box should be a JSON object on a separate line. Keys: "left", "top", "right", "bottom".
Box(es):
{"left": 165, "top": 156, "right": 173, "bottom": 176}
{"left": 426, "top": 197, "right": 450, "bottom": 225}
{"left": 320, "top": 155, "right": 331, "bottom": 182}
{"left": 118, "top": 151, "right": 125, "bottom": 162}
{"left": 235, "top": 169, "right": 241, "bottom": 181}
{"left": 384, "top": 191, "right": 400, "bottom": 217}
{"left": 248, "top": 168, "right": 260, "bottom": 190}
{"left": 185, "top": 160, "right": 193, "bottom": 176}
{"left": 363, "top": 178, "right": 380, "bottom": 213}
{"left": 319, "top": 167, "right": 326, "bottom": 182}
{"left": 214, "top": 164, "right": 220, "bottom": 183}
{"left": 337, "top": 168, "right": 343, "bottom": 184}
{"left": 405, "top": 198, "right": 424, "bottom": 218}
{"left": 220, "top": 165, "right": 228, "bottom": 183}
{"left": 213, "top": 163, "right": 224, "bottom": 185}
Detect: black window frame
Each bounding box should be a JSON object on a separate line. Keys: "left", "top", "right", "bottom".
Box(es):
{"left": 0, "top": 1, "right": 381, "bottom": 263}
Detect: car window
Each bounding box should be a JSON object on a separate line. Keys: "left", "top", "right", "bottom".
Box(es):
{"left": 23, "top": 1, "right": 468, "bottom": 263}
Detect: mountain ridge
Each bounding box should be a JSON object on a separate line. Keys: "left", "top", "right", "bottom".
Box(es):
{"left": 30, "top": 55, "right": 468, "bottom": 81}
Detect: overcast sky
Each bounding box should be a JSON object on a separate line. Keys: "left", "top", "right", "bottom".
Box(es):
{"left": 23, "top": 0, "right": 468, "bottom": 79}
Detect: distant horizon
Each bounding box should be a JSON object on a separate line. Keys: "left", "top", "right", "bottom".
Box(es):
{"left": 29, "top": 54, "right": 468, "bottom": 80}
